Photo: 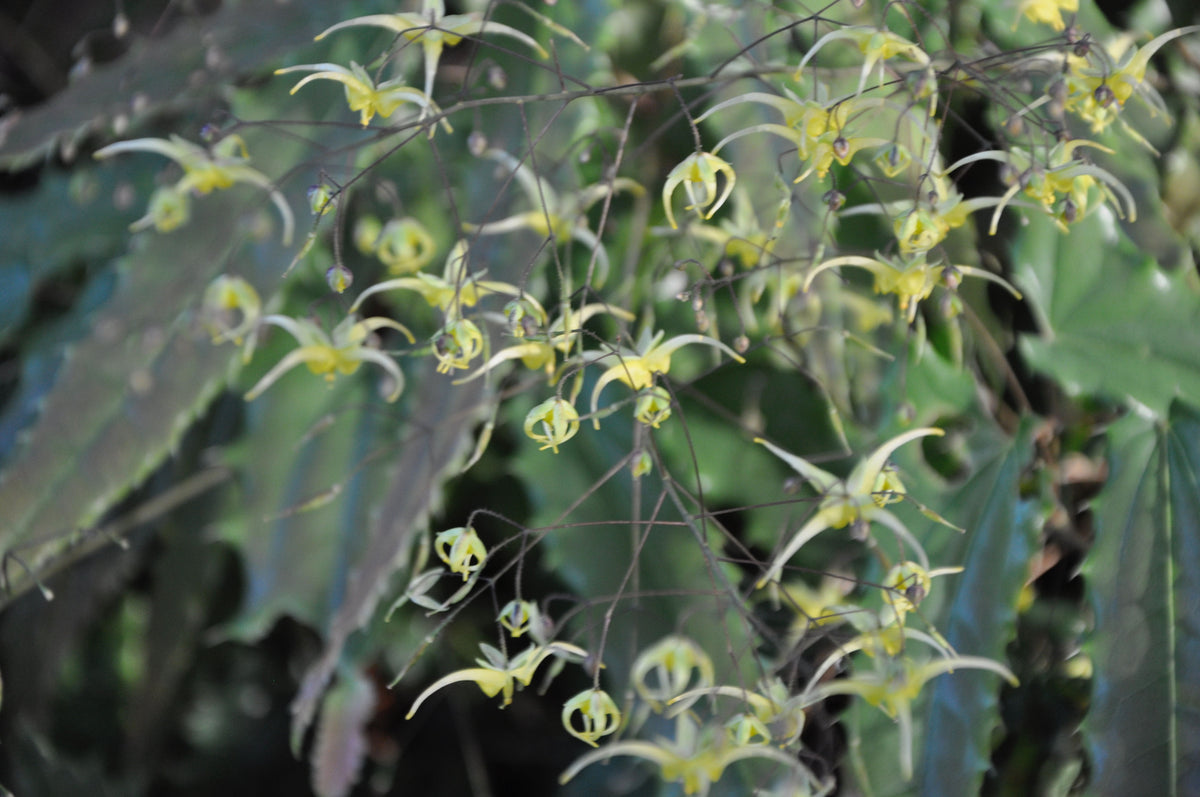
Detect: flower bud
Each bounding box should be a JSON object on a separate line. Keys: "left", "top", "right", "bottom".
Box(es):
{"left": 499, "top": 600, "right": 541, "bottom": 638}
{"left": 308, "top": 183, "right": 337, "bottom": 216}
{"left": 326, "top": 264, "right": 353, "bottom": 294}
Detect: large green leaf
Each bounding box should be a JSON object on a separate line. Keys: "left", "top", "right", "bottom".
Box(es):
{"left": 1083, "top": 400, "right": 1200, "bottom": 796}
{"left": 841, "top": 342, "right": 1036, "bottom": 796}
{"left": 0, "top": 189, "right": 290, "bottom": 604}
{"left": 212, "top": 372, "right": 397, "bottom": 643}
{"left": 843, "top": 416, "right": 1037, "bottom": 796}
{"left": 289, "top": 367, "right": 491, "bottom": 747}
{"left": 916, "top": 416, "right": 1039, "bottom": 793}
{"left": 0, "top": 0, "right": 370, "bottom": 170}
{"left": 1014, "top": 212, "right": 1200, "bottom": 415}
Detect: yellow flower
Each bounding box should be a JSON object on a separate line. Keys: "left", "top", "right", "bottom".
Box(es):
{"left": 458, "top": 302, "right": 630, "bottom": 384}
{"left": 406, "top": 640, "right": 589, "bottom": 715}
{"left": 879, "top": 560, "right": 966, "bottom": 624}
{"left": 631, "top": 636, "right": 715, "bottom": 712}
{"left": 136, "top": 184, "right": 191, "bottom": 233}
{"left": 634, "top": 386, "right": 673, "bottom": 428}
{"left": 276, "top": 61, "right": 449, "bottom": 131}
{"left": 704, "top": 94, "right": 898, "bottom": 183}
{"left": 1023, "top": 0, "right": 1078, "bottom": 30}
{"left": 353, "top": 215, "right": 384, "bottom": 255}
{"left": 662, "top": 151, "right": 736, "bottom": 229}
{"left": 559, "top": 713, "right": 831, "bottom": 797}
{"left": 375, "top": 217, "right": 437, "bottom": 274}
{"left": 201, "top": 275, "right": 262, "bottom": 349}
{"left": 1014, "top": 0, "right": 1077, "bottom": 31}
{"left": 94, "top": 134, "right": 293, "bottom": 244}
{"left": 431, "top": 317, "right": 485, "bottom": 374}
{"left": 589, "top": 330, "right": 745, "bottom": 427}
{"left": 684, "top": 218, "right": 775, "bottom": 271}
{"left": 668, "top": 676, "right": 808, "bottom": 747}
{"left": 498, "top": 600, "right": 542, "bottom": 639}
{"left": 1063, "top": 27, "right": 1200, "bottom": 133}
{"left": 795, "top": 26, "right": 931, "bottom": 95}
{"left": 523, "top": 397, "right": 581, "bottom": 452}
{"left": 803, "top": 654, "right": 1017, "bottom": 779}
{"left": 465, "top": 149, "right": 643, "bottom": 285}
{"left": 754, "top": 429, "right": 947, "bottom": 587}
{"left": 434, "top": 526, "right": 487, "bottom": 580}
{"left": 314, "top": 0, "right": 547, "bottom": 103}
{"left": 562, "top": 689, "right": 621, "bottom": 747}
{"left": 244, "top": 313, "right": 413, "bottom": 401}
{"left": 803, "top": 252, "right": 1021, "bottom": 324}
{"left": 349, "top": 240, "right": 523, "bottom": 318}
{"left": 841, "top": 188, "right": 1001, "bottom": 255}
{"left": 945, "top": 140, "right": 1136, "bottom": 232}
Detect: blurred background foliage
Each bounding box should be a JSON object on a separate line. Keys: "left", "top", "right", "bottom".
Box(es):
{"left": 0, "top": 0, "right": 1199, "bottom": 795}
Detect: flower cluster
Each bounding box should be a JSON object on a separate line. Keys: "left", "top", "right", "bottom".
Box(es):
{"left": 84, "top": 2, "right": 1199, "bottom": 794}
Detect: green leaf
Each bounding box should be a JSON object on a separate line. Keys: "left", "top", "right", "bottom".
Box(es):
{"left": 846, "top": 416, "right": 1038, "bottom": 796}
{"left": 1083, "top": 400, "right": 1200, "bottom": 796}
{"left": 311, "top": 669, "right": 375, "bottom": 797}
{"left": 289, "top": 369, "right": 492, "bottom": 750}
{"left": 1014, "top": 212, "right": 1200, "bottom": 415}
{"left": 509, "top": 377, "right": 754, "bottom": 688}
{"left": 0, "top": 192, "right": 285, "bottom": 604}
{"left": 0, "top": 163, "right": 153, "bottom": 293}
{"left": 212, "top": 372, "right": 396, "bottom": 643}
{"left": 916, "top": 416, "right": 1039, "bottom": 793}
{"left": 0, "top": 0, "right": 373, "bottom": 170}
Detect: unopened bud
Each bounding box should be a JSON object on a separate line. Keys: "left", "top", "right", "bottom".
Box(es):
{"left": 326, "top": 264, "right": 353, "bottom": 294}
{"left": 1061, "top": 197, "right": 1078, "bottom": 224}
{"left": 832, "top": 136, "right": 850, "bottom": 160}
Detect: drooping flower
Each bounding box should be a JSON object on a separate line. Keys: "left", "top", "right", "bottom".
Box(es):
{"left": 435, "top": 526, "right": 487, "bottom": 580}
{"left": 375, "top": 217, "right": 437, "bottom": 274}
{"left": 1062, "top": 27, "right": 1200, "bottom": 133}
{"left": 406, "top": 640, "right": 589, "bottom": 715}
{"left": 458, "top": 302, "right": 630, "bottom": 384}
{"left": 662, "top": 151, "right": 737, "bottom": 229}
{"left": 802, "top": 252, "right": 1021, "bottom": 324}
{"left": 276, "top": 61, "right": 450, "bottom": 131}
{"left": 431, "top": 317, "right": 485, "bottom": 374}
{"left": 755, "top": 429, "right": 947, "bottom": 587}
{"left": 794, "top": 26, "right": 931, "bottom": 96}
{"left": 94, "top": 134, "right": 294, "bottom": 243}
{"left": 201, "top": 275, "right": 262, "bottom": 349}
{"left": 244, "top": 314, "right": 413, "bottom": 402}
{"left": 631, "top": 635, "right": 715, "bottom": 712}
{"left": 466, "top": 148, "right": 643, "bottom": 285}
{"left": 314, "top": 0, "right": 547, "bottom": 103}
{"left": 559, "top": 713, "right": 832, "bottom": 797}
{"left": 349, "top": 240, "right": 523, "bottom": 318}
{"left": 802, "top": 653, "right": 1017, "bottom": 779}
{"left": 589, "top": 330, "right": 745, "bottom": 427}
{"left": 562, "top": 689, "right": 622, "bottom": 747}
{"left": 523, "top": 397, "right": 581, "bottom": 452}
{"left": 944, "top": 139, "right": 1137, "bottom": 233}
